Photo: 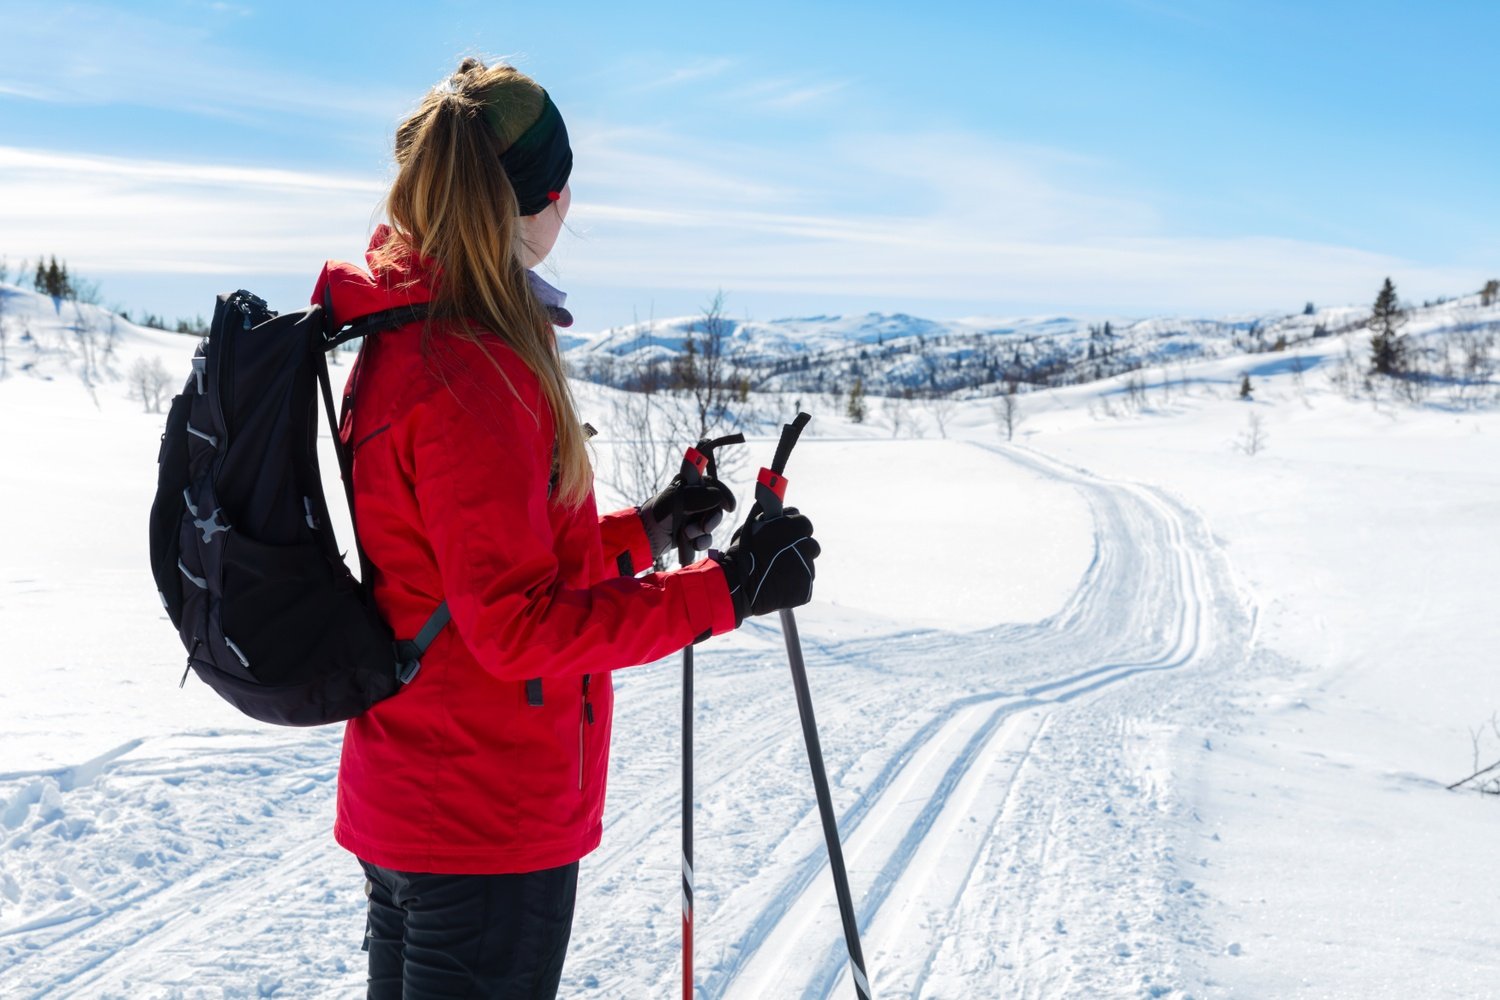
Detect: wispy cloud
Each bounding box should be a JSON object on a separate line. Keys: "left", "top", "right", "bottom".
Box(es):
{"left": 724, "top": 76, "right": 853, "bottom": 113}
{"left": 0, "top": 2, "right": 405, "bottom": 121}
{"left": 556, "top": 123, "right": 1474, "bottom": 317}
{"left": 633, "top": 57, "right": 738, "bottom": 92}
{"left": 0, "top": 147, "right": 386, "bottom": 195}
{"left": 754, "top": 80, "right": 851, "bottom": 111}
{"left": 0, "top": 145, "right": 385, "bottom": 276}
{"left": 0, "top": 125, "right": 1478, "bottom": 325}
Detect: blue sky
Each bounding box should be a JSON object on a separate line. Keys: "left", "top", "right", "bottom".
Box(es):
{"left": 1, "top": 0, "right": 1495, "bottom": 330}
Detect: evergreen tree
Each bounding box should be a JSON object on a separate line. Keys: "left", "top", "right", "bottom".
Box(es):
{"left": 1239, "top": 375, "right": 1253, "bottom": 399}
{"left": 846, "top": 376, "right": 866, "bottom": 423}
{"left": 34, "top": 259, "right": 46, "bottom": 293}
{"left": 1368, "top": 277, "right": 1407, "bottom": 375}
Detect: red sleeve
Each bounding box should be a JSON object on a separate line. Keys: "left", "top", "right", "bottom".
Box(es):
{"left": 598, "top": 508, "right": 655, "bottom": 577}
{"left": 404, "top": 348, "right": 735, "bottom": 681}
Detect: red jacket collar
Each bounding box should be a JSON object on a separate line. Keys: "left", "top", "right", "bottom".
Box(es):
{"left": 312, "top": 225, "right": 574, "bottom": 329}
{"left": 312, "top": 225, "right": 434, "bottom": 327}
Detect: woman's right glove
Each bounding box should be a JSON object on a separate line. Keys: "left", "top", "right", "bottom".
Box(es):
{"left": 709, "top": 509, "right": 821, "bottom": 627}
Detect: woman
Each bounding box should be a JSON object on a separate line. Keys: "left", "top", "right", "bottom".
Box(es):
{"left": 313, "top": 58, "right": 821, "bottom": 998}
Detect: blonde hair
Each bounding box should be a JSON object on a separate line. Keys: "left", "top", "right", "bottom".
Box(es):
{"left": 374, "top": 57, "right": 591, "bottom": 508}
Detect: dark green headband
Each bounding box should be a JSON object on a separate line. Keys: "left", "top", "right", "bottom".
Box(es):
{"left": 490, "top": 91, "right": 573, "bottom": 216}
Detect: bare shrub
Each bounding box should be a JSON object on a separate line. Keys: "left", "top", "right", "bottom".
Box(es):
{"left": 129, "top": 356, "right": 173, "bottom": 413}
{"left": 1234, "top": 412, "right": 1267, "bottom": 456}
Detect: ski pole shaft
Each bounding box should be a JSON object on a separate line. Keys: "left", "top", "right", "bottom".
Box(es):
{"left": 755, "top": 413, "right": 872, "bottom": 1000}
{"left": 679, "top": 454, "right": 701, "bottom": 1000}
{"left": 681, "top": 633, "right": 694, "bottom": 1000}
{"left": 675, "top": 432, "right": 742, "bottom": 1000}
{"left": 781, "top": 607, "right": 872, "bottom": 1000}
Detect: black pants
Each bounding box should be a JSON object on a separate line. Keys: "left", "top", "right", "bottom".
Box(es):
{"left": 360, "top": 859, "right": 579, "bottom": 1000}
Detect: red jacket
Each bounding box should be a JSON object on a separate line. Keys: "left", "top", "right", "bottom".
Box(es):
{"left": 316, "top": 227, "right": 736, "bottom": 874}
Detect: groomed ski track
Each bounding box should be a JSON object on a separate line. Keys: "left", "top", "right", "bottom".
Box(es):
{"left": 683, "top": 443, "right": 1252, "bottom": 999}
{"left": 0, "top": 441, "right": 1253, "bottom": 998}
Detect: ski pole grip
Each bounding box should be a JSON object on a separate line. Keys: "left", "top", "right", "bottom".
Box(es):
{"left": 756, "top": 467, "right": 788, "bottom": 518}
{"left": 770, "top": 412, "right": 812, "bottom": 476}
{"left": 680, "top": 446, "right": 708, "bottom": 486}
{"left": 683, "top": 433, "right": 745, "bottom": 485}
{"left": 752, "top": 412, "right": 810, "bottom": 519}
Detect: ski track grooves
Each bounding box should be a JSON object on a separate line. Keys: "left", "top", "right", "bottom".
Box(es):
{"left": 0, "top": 732, "right": 348, "bottom": 998}
{"left": 0, "top": 441, "right": 1245, "bottom": 999}
{"left": 713, "top": 442, "right": 1235, "bottom": 999}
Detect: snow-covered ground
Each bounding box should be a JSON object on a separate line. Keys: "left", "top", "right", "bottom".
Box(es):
{"left": 1, "top": 280, "right": 1497, "bottom": 998}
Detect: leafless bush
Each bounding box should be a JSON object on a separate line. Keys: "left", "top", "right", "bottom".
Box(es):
{"left": 0, "top": 290, "right": 9, "bottom": 378}
{"left": 921, "top": 392, "right": 957, "bottom": 438}
{"left": 1327, "top": 338, "right": 1362, "bottom": 399}
{"left": 1234, "top": 412, "right": 1267, "bottom": 456}
{"left": 73, "top": 303, "right": 101, "bottom": 391}
{"left": 1449, "top": 713, "right": 1500, "bottom": 796}
{"left": 129, "top": 356, "right": 173, "bottom": 413}
{"left": 992, "top": 386, "right": 1023, "bottom": 441}
{"left": 881, "top": 395, "right": 909, "bottom": 438}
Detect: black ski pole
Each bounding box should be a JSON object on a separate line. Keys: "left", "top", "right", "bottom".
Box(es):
{"left": 675, "top": 433, "right": 743, "bottom": 1000}
{"left": 754, "top": 413, "right": 873, "bottom": 1000}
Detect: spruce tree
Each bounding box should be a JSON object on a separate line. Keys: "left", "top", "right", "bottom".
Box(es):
{"left": 846, "top": 376, "right": 866, "bottom": 423}
{"left": 1368, "top": 277, "right": 1407, "bottom": 375}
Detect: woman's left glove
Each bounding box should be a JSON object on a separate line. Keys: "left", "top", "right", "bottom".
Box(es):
{"left": 638, "top": 476, "right": 738, "bottom": 559}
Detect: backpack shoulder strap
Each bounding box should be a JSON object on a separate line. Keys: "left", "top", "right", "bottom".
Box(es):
{"left": 314, "top": 297, "right": 448, "bottom": 678}
{"left": 394, "top": 601, "right": 451, "bottom": 683}
{"left": 325, "top": 302, "right": 429, "bottom": 351}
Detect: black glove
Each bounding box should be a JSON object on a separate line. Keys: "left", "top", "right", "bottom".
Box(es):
{"left": 638, "top": 476, "right": 737, "bottom": 559}
{"left": 710, "top": 509, "right": 820, "bottom": 627}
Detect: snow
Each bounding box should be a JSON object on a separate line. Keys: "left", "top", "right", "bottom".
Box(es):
{"left": 2, "top": 279, "right": 1499, "bottom": 997}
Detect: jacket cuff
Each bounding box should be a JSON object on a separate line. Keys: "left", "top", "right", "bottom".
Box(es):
{"left": 675, "top": 558, "right": 740, "bottom": 637}
{"left": 599, "top": 507, "right": 656, "bottom": 577}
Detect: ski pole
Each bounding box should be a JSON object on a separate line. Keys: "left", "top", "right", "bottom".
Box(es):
{"left": 754, "top": 413, "right": 873, "bottom": 1000}
{"left": 676, "top": 432, "right": 743, "bottom": 1000}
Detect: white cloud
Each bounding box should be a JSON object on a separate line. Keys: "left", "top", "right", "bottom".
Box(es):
{"left": 0, "top": 2, "right": 405, "bottom": 121}
{"left": 0, "top": 145, "right": 385, "bottom": 277}
{"left": 0, "top": 128, "right": 1479, "bottom": 324}
{"left": 632, "top": 57, "right": 738, "bottom": 92}
{"left": 723, "top": 76, "right": 853, "bottom": 113}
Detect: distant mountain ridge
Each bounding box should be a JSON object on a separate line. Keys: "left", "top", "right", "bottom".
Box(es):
{"left": 563, "top": 302, "right": 1413, "bottom": 398}
{"left": 4, "top": 279, "right": 1496, "bottom": 403}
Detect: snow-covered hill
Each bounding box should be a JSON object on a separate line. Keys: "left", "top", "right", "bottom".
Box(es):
{"left": 562, "top": 294, "right": 1500, "bottom": 400}
{"left": 2, "top": 278, "right": 1499, "bottom": 997}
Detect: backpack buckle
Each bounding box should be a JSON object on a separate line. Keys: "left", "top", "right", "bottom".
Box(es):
{"left": 394, "top": 651, "right": 422, "bottom": 685}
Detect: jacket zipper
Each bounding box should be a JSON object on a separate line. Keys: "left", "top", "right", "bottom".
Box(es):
{"left": 579, "top": 674, "right": 594, "bottom": 789}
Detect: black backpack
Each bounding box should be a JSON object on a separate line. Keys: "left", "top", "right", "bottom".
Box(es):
{"left": 148, "top": 289, "right": 449, "bottom": 726}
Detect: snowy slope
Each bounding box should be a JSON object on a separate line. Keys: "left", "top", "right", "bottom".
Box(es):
{"left": 563, "top": 304, "right": 1388, "bottom": 399}
{"left": 2, "top": 280, "right": 1499, "bottom": 998}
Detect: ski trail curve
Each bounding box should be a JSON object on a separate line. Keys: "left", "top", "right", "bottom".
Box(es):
{"left": 711, "top": 442, "right": 1247, "bottom": 1000}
